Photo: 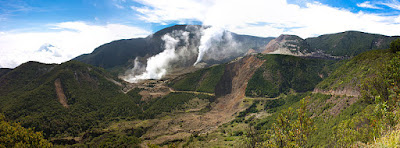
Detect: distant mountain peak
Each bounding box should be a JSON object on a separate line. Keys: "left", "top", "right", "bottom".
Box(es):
{"left": 38, "top": 43, "right": 56, "bottom": 52}
{"left": 37, "top": 43, "right": 62, "bottom": 57}
{"left": 262, "top": 34, "right": 311, "bottom": 56}
{"left": 275, "top": 34, "right": 302, "bottom": 42}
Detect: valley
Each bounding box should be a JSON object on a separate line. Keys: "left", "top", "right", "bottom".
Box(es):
{"left": 108, "top": 54, "right": 265, "bottom": 146}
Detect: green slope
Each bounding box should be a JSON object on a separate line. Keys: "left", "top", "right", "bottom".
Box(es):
{"left": 144, "top": 92, "right": 214, "bottom": 118}
{"left": 306, "top": 31, "right": 400, "bottom": 57}
{"left": 0, "top": 60, "right": 218, "bottom": 146}
{"left": 316, "top": 49, "right": 394, "bottom": 91}
{"left": 0, "top": 61, "right": 142, "bottom": 137}
{"left": 0, "top": 68, "right": 12, "bottom": 78}
{"left": 169, "top": 64, "right": 225, "bottom": 93}
{"left": 245, "top": 54, "right": 337, "bottom": 98}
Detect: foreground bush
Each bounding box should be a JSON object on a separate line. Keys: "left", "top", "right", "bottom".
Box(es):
{"left": 390, "top": 39, "right": 400, "bottom": 53}
{"left": 0, "top": 114, "right": 52, "bottom": 148}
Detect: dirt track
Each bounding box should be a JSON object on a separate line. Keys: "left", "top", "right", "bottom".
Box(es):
{"left": 169, "top": 88, "right": 215, "bottom": 96}
{"left": 313, "top": 88, "right": 360, "bottom": 97}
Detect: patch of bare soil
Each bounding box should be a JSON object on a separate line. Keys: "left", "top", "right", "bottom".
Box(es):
{"left": 121, "top": 79, "right": 171, "bottom": 101}
{"left": 139, "top": 84, "right": 171, "bottom": 101}
{"left": 140, "top": 55, "right": 265, "bottom": 146}
{"left": 325, "top": 95, "right": 359, "bottom": 116}
{"left": 262, "top": 38, "right": 281, "bottom": 54}
{"left": 312, "top": 88, "right": 360, "bottom": 117}
{"left": 121, "top": 66, "right": 203, "bottom": 101}
{"left": 313, "top": 87, "right": 360, "bottom": 97}
{"left": 54, "top": 78, "right": 69, "bottom": 108}
{"left": 170, "top": 88, "right": 215, "bottom": 96}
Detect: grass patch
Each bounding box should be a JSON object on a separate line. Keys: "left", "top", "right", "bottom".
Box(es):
{"left": 170, "top": 64, "right": 225, "bottom": 93}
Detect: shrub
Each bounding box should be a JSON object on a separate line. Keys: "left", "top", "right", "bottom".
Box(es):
{"left": 0, "top": 114, "right": 53, "bottom": 148}
{"left": 390, "top": 39, "right": 400, "bottom": 53}
{"left": 264, "top": 97, "right": 316, "bottom": 147}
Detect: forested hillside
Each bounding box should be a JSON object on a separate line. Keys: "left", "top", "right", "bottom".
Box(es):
{"left": 0, "top": 60, "right": 219, "bottom": 146}
{"left": 306, "top": 31, "right": 400, "bottom": 57}
{"left": 246, "top": 54, "right": 337, "bottom": 98}
{"left": 0, "top": 61, "right": 143, "bottom": 138}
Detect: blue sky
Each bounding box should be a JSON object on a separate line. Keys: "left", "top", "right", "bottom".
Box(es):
{"left": 0, "top": 0, "right": 175, "bottom": 32}
{"left": 0, "top": 0, "right": 400, "bottom": 68}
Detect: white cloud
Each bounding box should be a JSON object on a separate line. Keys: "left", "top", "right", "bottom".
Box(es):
{"left": 115, "top": 4, "right": 124, "bottom": 9}
{"left": 395, "top": 15, "right": 400, "bottom": 23}
{"left": 0, "top": 22, "right": 150, "bottom": 68}
{"left": 357, "top": 1, "right": 382, "bottom": 9}
{"left": 381, "top": 0, "right": 400, "bottom": 10}
{"left": 112, "top": 0, "right": 126, "bottom": 9}
{"left": 132, "top": 0, "right": 400, "bottom": 38}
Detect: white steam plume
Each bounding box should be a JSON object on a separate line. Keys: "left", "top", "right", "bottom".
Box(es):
{"left": 123, "top": 31, "right": 190, "bottom": 83}
{"left": 123, "top": 57, "right": 145, "bottom": 80}
{"left": 122, "top": 25, "right": 245, "bottom": 83}
{"left": 193, "top": 27, "right": 224, "bottom": 65}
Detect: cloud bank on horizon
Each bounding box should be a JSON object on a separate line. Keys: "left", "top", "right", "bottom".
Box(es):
{"left": 0, "top": 22, "right": 150, "bottom": 68}
{"left": 0, "top": 0, "right": 400, "bottom": 68}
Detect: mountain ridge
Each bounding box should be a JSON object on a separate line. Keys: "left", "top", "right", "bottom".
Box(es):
{"left": 73, "top": 25, "right": 399, "bottom": 80}
{"left": 305, "top": 30, "right": 400, "bottom": 57}
{"left": 74, "top": 25, "right": 274, "bottom": 76}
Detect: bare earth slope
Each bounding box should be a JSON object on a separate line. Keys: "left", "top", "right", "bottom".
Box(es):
{"left": 54, "top": 78, "right": 69, "bottom": 108}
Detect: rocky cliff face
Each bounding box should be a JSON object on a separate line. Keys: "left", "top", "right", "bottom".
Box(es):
{"left": 262, "top": 35, "right": 313, "bottom": 56}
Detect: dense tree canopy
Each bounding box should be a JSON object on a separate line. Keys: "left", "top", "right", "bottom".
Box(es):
{"left": 0, "top": 114, "right": 52, "bottom": 148}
